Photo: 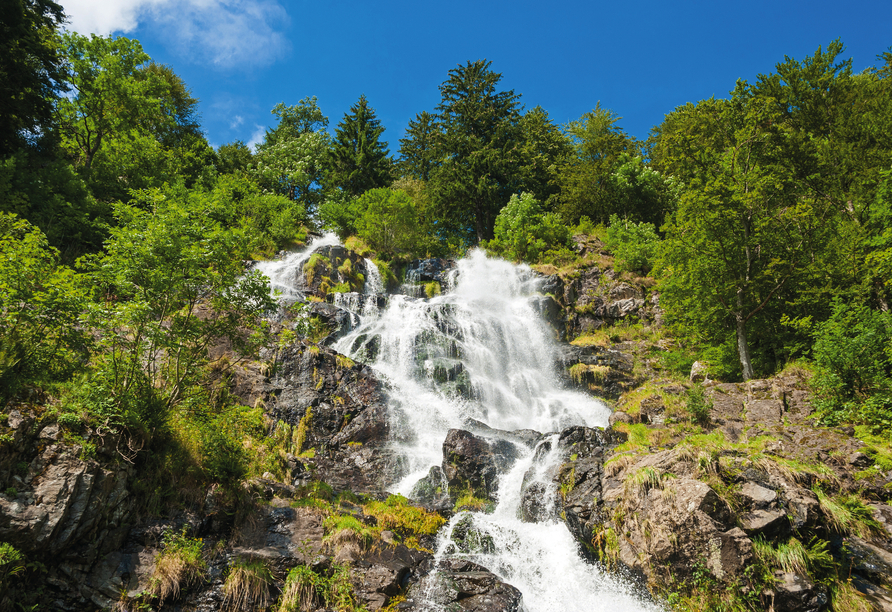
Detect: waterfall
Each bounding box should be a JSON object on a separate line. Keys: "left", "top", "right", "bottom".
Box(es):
{"left": 363, "top": 258, "right": 384, "bottom": 295}
{"left": 331, "top": 249, "right": 660, "bottom": 612}
{"left": 253, "top": 232, "right": 340, "bottom": 298}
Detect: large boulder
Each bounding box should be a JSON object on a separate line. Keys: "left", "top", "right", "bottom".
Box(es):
{"left": 412, "top": 559, "right": 523, "bottom": 612}
{"left": 442, "top": 430, "right": 500, "bottom": 502}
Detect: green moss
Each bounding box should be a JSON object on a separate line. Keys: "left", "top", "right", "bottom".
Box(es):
{"left": 363, "top": 494, "right": 446, "bottom": 538}
{"left": 424, "top": 281, "right": 441, "bottom": 298}
{"left": 295, "top": 407, "right": 313, "bottom": 455}
{"left": 453, "top": 490, "right": 495, "bottom": 513}
{"left": 303, "top": 254, "right": 330, "bottom": 286}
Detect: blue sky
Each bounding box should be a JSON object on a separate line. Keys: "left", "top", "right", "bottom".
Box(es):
{"left": 60, "top": 0, "right": 892, "bottom": 151}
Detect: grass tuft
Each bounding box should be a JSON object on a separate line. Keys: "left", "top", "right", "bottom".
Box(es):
{"left": 148, "top": 527, "right": 206, "bottom": 604}
{"left": 222, "top": 557, "right": 274, "bottom": 611}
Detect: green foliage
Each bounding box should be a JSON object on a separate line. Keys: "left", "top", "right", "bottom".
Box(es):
{"left": 486, "top": 192, "right": 571, "bottom": 263}
{"left": 398, "top": 111, "right": 438, "bottom": 181}
{"left": 56, "top": 33, "right": 209, "bottom": 203}
{"left": 0, "top": 148, "right": 105, "bottom": 256}
{"left": 79, "top": 188, "right": 275, "bottom": 434}
{"left": 553, "top": 103, "right": 639, "bottom": 225}
{"left": 279, "top": 564, "right": 360, "bottom": 612}
{"left": 814, "top": 489, "right": 885, "bottom": 539}
{"left": 430, "top": 60, "right": 524, "bottom": 243}
{"left": 0, "top": 214, "right": 88, "bottom": 402}
{"left": 253, "top": 97, "right": 330, "bottom": 213}
{"left": 685, "top": 385, "right": 712, "bottom": 426}
{"left": 604, "top": 214, "right": 660, "bottom": 275}
{"left": 354, "top": 187, "right": 433, "bottom": 259}
{"left": 752, "top": 536, "right": 834, "bottom": 581}
{"left": 207, "top": 175, "right": 308, "bottom": 256}
{"left": 811, "top": 300, "right": 892, "bottom": 433}
{"left": 363, "top": 494, "right": 447, "bottom": 537}
{"left": 0, "top": 0, "right": 66, "bottom": 154}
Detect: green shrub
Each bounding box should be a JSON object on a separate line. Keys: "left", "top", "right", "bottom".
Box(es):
{"left": 686, "top": 385, "right": 712, "bottom": 425}
{"left": 486, "top": 192, "right": 572, "bottom": 264}
{"left": 811, "top": 299, "right": 892, "bottom": 433}
{"left": 604, "top": 214, "right": 660, "bottom": 275}
{"left": 0, "top": 213, "right": 88, "bottom": 402}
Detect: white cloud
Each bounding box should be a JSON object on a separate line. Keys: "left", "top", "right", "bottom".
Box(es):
{"left": 60, "top": 0, "right": 290, "bottom": 69}
{"left": 61, "top": 0, "right": 167, "bottom": 34}
{"left": 247, "top": 124, "right": 266, "bottom": 150}
{"left": 230, "top": 115, "right": 245, "bottom": 129}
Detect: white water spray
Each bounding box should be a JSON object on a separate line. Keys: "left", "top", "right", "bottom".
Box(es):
{"left": 253, "top": 232, "right": 340, "bottom": 298}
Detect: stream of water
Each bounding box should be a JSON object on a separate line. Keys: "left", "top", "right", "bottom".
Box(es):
{"left": 262, "top": 239, "right": 661, "bottom": 612}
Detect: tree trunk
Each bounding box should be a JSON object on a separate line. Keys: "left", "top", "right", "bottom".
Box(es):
{"left": 735, "top": 313, "right": 755, "bottom": 381}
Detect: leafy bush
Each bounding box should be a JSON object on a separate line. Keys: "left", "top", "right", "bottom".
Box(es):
{"left": 604, "top": 214, "right": 660, "bottom": 275}
{"left": 355, "top": 188, "right": 431, "bottom": 259}
{"left": 811, "top": 299, "right": 892, "bottom": 433}
{"left": 0, "top": 214, "right": 88, "bottom": 402}
{"left": 486, "top": 192, "right": 572, "bottom": 263}
{"left": 81, "top": 190, "right": 275, "bottom": 427}
{"left": 685, "top": 385, "right": 712, "bottom": 425}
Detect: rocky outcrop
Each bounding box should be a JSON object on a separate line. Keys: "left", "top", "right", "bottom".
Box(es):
{"left": 236, "top": 341, "right": 394, "bottom": 493}
{"left": 300, "top": 245, "right": 367, "bottom": 298}
{"left": 556, "top": 343, "right": 637, "bottom": 399}
{"left": 410, "top": 559, "right": 523, "bottom": 612}
{"left": 442, "top": 429, "right": 500, "bottom": 501}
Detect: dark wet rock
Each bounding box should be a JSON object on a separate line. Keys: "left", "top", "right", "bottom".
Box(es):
{"left": 845, "top": 536, "right": 892, "bottom": 585}
{"left": 405, "top": 258, "right": 457, "bottom": 285}
{"left": 0, "top": 445, "right": 133, "bottom": 560}
{"left": 410, "top": 466, "right": 451, "bottom": 510}
{"left": 250, "top": 342, "right": 393, "bottom": 491}
{"left": 300, "top": 244, "right": 366, "bottom": 298}
{"left": 416, "top": 559, "right": 523, "bottom": 612}
{"left": 448, "top": 515, "right": 495, "bottom": 554}
{"left": 555, "top": 344, "right": 636, "bottom": 399}
{"left": 529, "top": 294, "right": 564, "bottom": 340}
{"left": 772, "top": 571, "right": 829, "bottom": 612}
{"left": 520, "top": 481, "right": 553, "bottom": 523}
{"left": 442, "top": 430, "right": 499, "bottom": 501}
{"left": 352, "top": 545, "right": 431, "bottom": 610}
{"left": 462, "top": 419, "right": 543, "bottom": 450}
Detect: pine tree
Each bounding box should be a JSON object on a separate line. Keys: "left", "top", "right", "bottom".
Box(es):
{"left": 398, "top": 111, "right": 439, "bottom": 181}
{"left": 430, "top": 59, "right": 524, "bottom": 243}
{"left": 327, "top": 95, "right": 391, "bottom": 196}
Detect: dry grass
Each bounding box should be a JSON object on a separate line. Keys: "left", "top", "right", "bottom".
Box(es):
{"left": 279, "top": 565, "right": 322, "bottom": 612}
{"left": 223, "top": 557, "right": 274, "bottom": 611}
{"left": 148, "top": 528, "right": 206, "bottom": 604}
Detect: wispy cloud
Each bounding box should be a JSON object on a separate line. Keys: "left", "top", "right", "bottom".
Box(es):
{"left": 230, "top": 115, "right": 245, "bottom": 129}
{"left": 60, "top": 0, "right": 291, "bottom": 69}
{"left": 247, "top": 124, "right": 266, "bottom": 150}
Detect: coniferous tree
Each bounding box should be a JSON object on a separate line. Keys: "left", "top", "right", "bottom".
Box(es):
{"left": 430, "top": 59, "right": 524, "bottom": 243}
{"left": 398, "top": 111, "right": 439, "bottom": 181}
{"left": 327, "top": 94, "right": 392, "bottom": 196}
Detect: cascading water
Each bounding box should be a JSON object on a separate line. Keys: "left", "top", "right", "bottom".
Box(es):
{"left": 327, "top": 249, "right": 662, "bottom": 612}
{"left": 253, "top": 232, "right": 341, "bottom": 298}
